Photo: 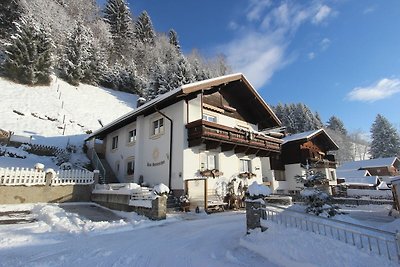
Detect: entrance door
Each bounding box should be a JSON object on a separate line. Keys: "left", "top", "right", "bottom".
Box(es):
{"left": 186, "top": 179, "right": 206, "bottom": 210}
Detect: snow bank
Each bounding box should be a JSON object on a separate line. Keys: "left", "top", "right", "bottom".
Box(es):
{"left": 241, "top": 221, "right": 397, "bottom": 267}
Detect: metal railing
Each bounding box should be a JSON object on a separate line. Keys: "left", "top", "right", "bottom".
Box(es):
{"left": 88, "top": 148, "right": 106, "bottom": 184}
{"left": 261, "top": 204, "right": 400, "bottom": 262}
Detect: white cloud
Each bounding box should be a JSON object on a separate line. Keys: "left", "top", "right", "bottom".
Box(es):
{"left": 308, "top": 52, "right": 315, "bottom": 60}
{"left": 246, "top": 0, "right": 272, "bottom": 22}
{"left": 219, "top": 1, "right": 335, "bottom": 89}
{"left": 347, "top": 78, "right": 400, "bottom": 102}
{"left": 320, "top": 38, "right": 331, "bottom": 50}
{"left": 312, "top": 5, "right": 332, "bottom": 24}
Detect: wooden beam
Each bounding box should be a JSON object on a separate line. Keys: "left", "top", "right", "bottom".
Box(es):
{"left": 188, "top": 139, "right": 203, "bottom": 148}
{"left": 221, "top": 143, "right": 235, "bottom": 152}
{"left": 205, "top": 140, "right": 220, "bottom": 150}
{"left": 234, "top": 145, "right": 249, "bottom": 154}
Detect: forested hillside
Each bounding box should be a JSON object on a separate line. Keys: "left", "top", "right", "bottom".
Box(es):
{"left": 0, "top": 0, "right": 230, "bottom": 99}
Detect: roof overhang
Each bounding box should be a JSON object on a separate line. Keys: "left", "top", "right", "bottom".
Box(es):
{"left": 87, "top": 73, "right": 280, "bottom": 140}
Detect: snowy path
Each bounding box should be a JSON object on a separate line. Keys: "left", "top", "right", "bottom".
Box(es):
{"left": 0, "top": 212, "right": 276, "bottom": 267}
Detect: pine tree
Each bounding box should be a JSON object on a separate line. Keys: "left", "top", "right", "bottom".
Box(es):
{"left": 58, "top": 22, "right": 96, "bottom": 86}
{"left": 327, "top": 116, "right": 347, "bottom": 136}
{"left": 4, "top": 17, "right": 52, "bottom": 85}
{"left": 168, "top": 29, "right": 180, "bottom": 50}
{"left": 103, "top": 0, "right": 134, "bottom": 63}
{"left": 370, "top": 114, "right": 400, "bottom": 158}
{"left": 134, "top": 11, "right": 156, "bottom": 46}
{"left": 296, "top": 161, "right": 340, "bottom": 217}
{"left": 0, "top": 0, "right": 23, "bottom": 40}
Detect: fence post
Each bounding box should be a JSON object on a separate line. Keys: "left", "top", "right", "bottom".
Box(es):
{"left": 246, "top": 200, "right": 267, "bottom": 234}
{"left": 45, "top": 168, "right": 55, "bottom": 186}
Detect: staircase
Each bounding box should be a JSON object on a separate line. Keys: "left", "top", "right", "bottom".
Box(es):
{"left": 87, "top": 148, "right": 118, "bottom": 184}
{"left": 99, "top": 158, "right": 118, "bottom": 184}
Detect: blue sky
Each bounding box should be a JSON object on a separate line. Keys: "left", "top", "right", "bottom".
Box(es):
{"left": 119, "top": 0, "right": 400, "bottom": 134}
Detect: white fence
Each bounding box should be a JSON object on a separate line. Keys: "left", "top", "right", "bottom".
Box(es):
{"left": 0, "top": 168, "right": 46, "bottom": 186}
{"left": 261, "top": 204, "right": 399, "bottom": 262}
{"left": 0, "top": 167, "right": 94, "bottom": 186}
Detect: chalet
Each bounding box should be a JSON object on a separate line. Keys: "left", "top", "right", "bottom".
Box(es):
{"left": 86, "top": 73, "right": 283, "bottom": 210}
{"left": 262, "top": 129, "right": 339, "bottom": 195}
{"left": 339, "top": 157, "right": 400, "bottom": 177}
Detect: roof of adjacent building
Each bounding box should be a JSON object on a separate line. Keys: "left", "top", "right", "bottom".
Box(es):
{"left": 342, "top": 176, "right": 379, "bottom": 186}
{"left": 339, "top": 157, "right": 400, "bottom": 170}
{"left": 282, "top": 128, "right": 339, "bottom": 151}
{"left": 336, "top": 169, "right": 370, "bottom": 179}
{"left": 87, "top": 73, "right": 281, "bottom": 140}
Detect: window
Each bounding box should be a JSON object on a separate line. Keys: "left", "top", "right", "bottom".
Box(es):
{"left": 127, "top": 159, "right": 134, "bottom": 176}
{"left": 152, "top": 118, "right": 164, "bottom": 136}
{"left": 276, "top": 189, "right": 285, "bottom": 195}
{"left": 200, "top": 153, "right": 218, "bottom": 171}
{"left": 128, "top": 129, "right": 136, "bottom": 143}
{"left": 111, "top": 136, "right": 118, "bottom": 150}
{"left": 115, "top": 161, "right": 120, "bottom": 175}
{"left": 240, "top": 159, "right": 251, "bottom": 173}
{"left": 202, "top": 113, "right": 217, "bottom": 123}
{"left": 274, "top": 170, "right": 286, "bottom": 181}
{"left": 330, "top": 170, "right": 336, "bottom": 181}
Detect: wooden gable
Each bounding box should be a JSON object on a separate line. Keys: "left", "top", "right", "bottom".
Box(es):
{"left": 201, "top": 79, "right": 279, "bottom": 130}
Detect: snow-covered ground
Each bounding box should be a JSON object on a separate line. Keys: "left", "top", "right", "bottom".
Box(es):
{"left": 0, "top": 203, "right": 398, "bottom": 267}
{"left": 0, "top": 76, "right": 137, "bottom": 147}
{"left": 0, "top": 76, "right": 137, "bottom": 169}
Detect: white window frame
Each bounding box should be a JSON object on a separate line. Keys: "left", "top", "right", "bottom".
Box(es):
{"left": 111, "top": 135, "right": 118, "bottom": 150}
{"left": 239, "top": 159, "right": 251, "bottom": 173}
{"left": 200, "top": 152, "right": 218, "bottom": 171}
{"left": 128, "top": 129, "right": 137, "bottom": 144}
{"left": 151, "top": 118, "right": 164, "bottom": 137}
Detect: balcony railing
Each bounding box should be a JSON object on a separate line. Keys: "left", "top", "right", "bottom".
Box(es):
{"left": 186, "top": 119, "right": 282, "bottom": 154}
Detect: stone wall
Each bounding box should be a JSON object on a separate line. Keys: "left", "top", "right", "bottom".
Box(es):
{"left": 0, "top": 185, "right": 92, "bottom": 204}
{"left": 91, "top": 193, "right": 167, "bottom": 220}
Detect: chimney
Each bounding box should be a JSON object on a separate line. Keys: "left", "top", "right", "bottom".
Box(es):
{"left": 137, "top": 97, "right": 147, "bottom": 108}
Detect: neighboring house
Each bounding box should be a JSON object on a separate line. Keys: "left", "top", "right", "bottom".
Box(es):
{"left": 338, "top": 157, "right": 400, "bottom": 186}
{"left": 336, "top": 169, "right": 371, "bottom": 184}
{"left": 341, "top": 176, "right": 379, "bottom": 190}
{"left": 339, "top": 157, "right": 400, "bottom": 177}
{"left": 262, "top": 129, "right": 339, "bottom": 195}
{"left": 86, "top": 73, "right": 283, "bottom": 210}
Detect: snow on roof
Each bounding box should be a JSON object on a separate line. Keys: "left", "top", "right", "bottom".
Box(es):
{"left": 377, "top": 181, "right": 391, "bottom": 190}
{"left": 336, "top": 169, "right": 370, "bottom": 179}
{"left": 339, "top": 157, "right": 399, "bottom": 170}
{"left": 282, "top": 129, "right": 339, "bottom": 149}
{"left": 88, "top": 73, "right": 280, "bottom": 139}
{"left": 342, "top": 176, "right": 379, "bottom": 186}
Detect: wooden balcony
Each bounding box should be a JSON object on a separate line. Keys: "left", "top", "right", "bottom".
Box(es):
{"left": 186, "top": 119, "right": 282, "bottom": 156}
{"left": 308, "top": 156, "right": 337, "bottom": 169}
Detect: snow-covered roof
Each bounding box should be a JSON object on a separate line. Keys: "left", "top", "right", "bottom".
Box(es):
{"left": 282, "top": 129, "right": 339, "bottom": 150}
{"left": 377, "top": 181, "right": 390, "bottom": 190}
{"left": 342, "top": 176, "right": 379, "bottom": 186}
{"left": 339, "top": 157, "right": 400, "bottom": 170}
{"left": 336, "top": 169, "right": 370, "bottom": 179}
{"left": 88, "top": 73, "right": 281, "bottom": 139}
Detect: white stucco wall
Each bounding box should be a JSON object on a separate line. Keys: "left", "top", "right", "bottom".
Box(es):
{"left": 102, "top": 95, "right": 273, "bottom": 196}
